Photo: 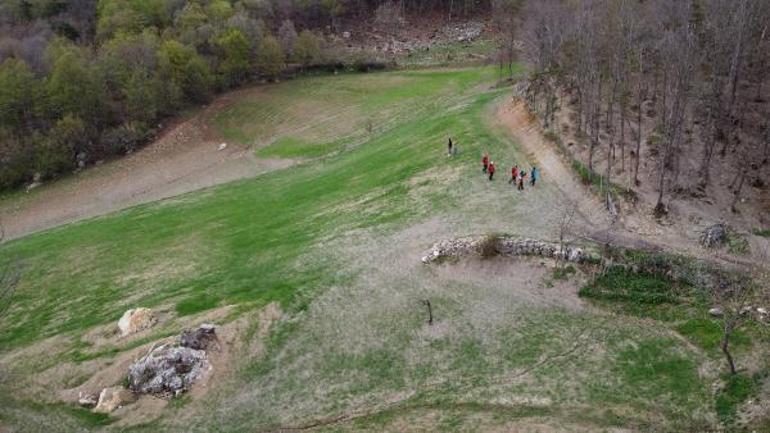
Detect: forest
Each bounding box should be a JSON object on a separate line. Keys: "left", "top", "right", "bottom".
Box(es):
{"left": 0, "top": 0, "right": 496, "bottom": 191}
{"left": 520, "top": 0, "right": 770, "bottom": 216}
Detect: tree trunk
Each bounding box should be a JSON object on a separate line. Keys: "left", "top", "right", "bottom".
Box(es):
{"left": 634, "top": 87, "right": 643, "bottom": 186}
{"left": 721, "top": 333, "right": 737, "bottom": 375}
{"left": 730, "top": 169, "right": 746, "bottom": 212}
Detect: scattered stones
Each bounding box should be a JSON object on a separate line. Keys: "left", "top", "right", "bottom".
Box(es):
{"left": 443, "top": 21, "right": 484, "bottom": 43}
{"left": 700, "top": 223, "right": 727, "bottom": 248}
{"left": 709, "top": 307, "right": 724, "bottom": 317}
{"left": 78, "top": 391, "right": 98, "bottom": 408}
{"left": 180, "top": 323, "right": 219, "bottom": 351}
{"left": 127, "top": 344, "right": 210, "bottom": 398}
{"left": 117, "top": 308, "right": 156, "bottom": 337}
{"left": 93, "top": 386, "right": 135, "bottom": 413}
{"left": 421, "top": 236, "right": 594, "bottom": 264}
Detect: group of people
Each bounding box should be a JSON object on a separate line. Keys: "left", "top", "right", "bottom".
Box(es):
{"left": 445, "top": 137, "right": 540, "bottom": 190}
{"left": 481, "top": 151, "right": 539, "bottom": 190}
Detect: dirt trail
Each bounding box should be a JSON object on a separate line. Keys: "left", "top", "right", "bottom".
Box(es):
{"left": 495, "top": 98, "right": 740, "bottom": 260}
{"left": 0, "top": 98, "right": 294, "bottom": 240}
{"left": 495, "top": 99, "right": 610, "bottom": 235}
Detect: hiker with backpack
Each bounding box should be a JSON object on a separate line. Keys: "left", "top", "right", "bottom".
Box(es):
{"left": 488, "top": 161, "right": 496, "bottom": 180}
{"left": 482, "top": 153, "right": 489, "bottom": 173}
{"left": 517, "top": 168, "right": 527, "bottom": 190}
{"left": 530, "top": 166, "right": 539, "bottom": 186}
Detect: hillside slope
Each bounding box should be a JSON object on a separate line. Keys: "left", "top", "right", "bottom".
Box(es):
{"left": 0, "top": 68, "right": 767, "bottom": 432}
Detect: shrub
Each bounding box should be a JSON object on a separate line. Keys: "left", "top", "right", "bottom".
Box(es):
{"left": 479, "top": 234, "right": 501, "bottom": 259}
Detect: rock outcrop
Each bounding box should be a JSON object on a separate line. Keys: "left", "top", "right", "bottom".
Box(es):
{"left": 117, "top": 308, "right": 156, "bottom": 337}
{"left": 421, "top": 236, "right": 594, "bottom": 264}
{"left": 127, "top": 344, "right": 210, "bottom": 398}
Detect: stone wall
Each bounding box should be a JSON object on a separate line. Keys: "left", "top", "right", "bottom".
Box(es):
{"left": 421, "top": 235, "right": 594, "bottom": 264}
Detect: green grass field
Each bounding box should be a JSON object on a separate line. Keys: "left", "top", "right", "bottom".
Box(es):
{"left": 0, "top": 67, "right": 761, "bottom": 432}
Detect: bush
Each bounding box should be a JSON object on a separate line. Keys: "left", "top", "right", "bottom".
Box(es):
{"left": 479, "top": 234, "right": 501, "bottom": 259}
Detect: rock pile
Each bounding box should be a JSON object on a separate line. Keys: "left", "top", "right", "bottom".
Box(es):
{"left": 421, "top": 236, "right": 592, "bottom": 264}
{"left": 700, "top": 223, "right": 727, "bottom": 248}
{"left": 443, "top": 21, "right": 484, "bottom": 42}
{"left": 127, "top": 344, "right": 210, "bottom": 398}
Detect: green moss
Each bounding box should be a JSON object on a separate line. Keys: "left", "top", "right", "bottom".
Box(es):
{"left": 579, "top": 266, "right": 680, "bottom": 305}
{"left": 715, "top": 373, "right": 759, "bottom": 425}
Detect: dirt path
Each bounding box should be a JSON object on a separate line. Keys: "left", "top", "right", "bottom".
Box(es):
{"left": 0, "top": 97, "right": 294, "bottom": 241}
{"left": 494, "top": 97, "right": 745, "bottom": 261}
{"left": 495, "top": 99, "right": 612, "bottom": 237}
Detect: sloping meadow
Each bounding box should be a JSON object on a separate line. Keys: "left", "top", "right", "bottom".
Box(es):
{"left": 0, "top": 68, "right": 728, "bottom": 432}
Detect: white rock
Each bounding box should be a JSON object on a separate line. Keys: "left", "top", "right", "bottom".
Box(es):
{"left": 118, "top": 308, "right": 156, "bottom": 337}
{"left": 709, "top": 307, "right": 724, "bottom": 317}
{"left": 757, "top": 307, "right": 767, "bottom": 315}
{"left": 78, "top": 391, "right": 97, "bottom": 407}
{"left": 93, "top": 387, "right": 135, "bottom": 413}
{"left": 218, "top": 143, "right": 227, "bottom": 151}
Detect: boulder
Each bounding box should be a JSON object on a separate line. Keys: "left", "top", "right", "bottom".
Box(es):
{"left": 180, "top": 324, "right": 219, "bottom": 351}
{"left": 709, "top": 307, "right": 724, "bottom": 317}
{"left": 93, "top": 387, "right": 135, "bottom": 413}
{"left": 78, "top": 391, "right": 98, "bottom": 408}
{"left": 700, "top": 223, "right": 727, "bottom": 248}
{"left": 118, "top": 308, "right": 156, "bottom": 337}
{"left": 128, "top": 344, "right": 210, "bottom": 398}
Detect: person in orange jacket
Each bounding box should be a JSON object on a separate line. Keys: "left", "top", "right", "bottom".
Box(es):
{"left": 488, "top": 161, "right": 496, "bottom": 180}
{"left": 482, "top": 153, "right": 489, "bottom": 173}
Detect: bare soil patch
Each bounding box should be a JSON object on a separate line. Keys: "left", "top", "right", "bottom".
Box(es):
{"left": 0, "top": 92, "right": 294, "bottom": 240}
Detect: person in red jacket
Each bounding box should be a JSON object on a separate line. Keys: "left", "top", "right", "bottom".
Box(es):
{"left": 510, "top": 164, "right": 519, "bottom": 184}
{"left": 482, "top": 153, "right": 489, "bottom": 173}
{"left": 488, "top": 161, "right": 496, "bottom": 180}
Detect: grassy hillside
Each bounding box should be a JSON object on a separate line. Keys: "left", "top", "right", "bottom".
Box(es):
{"left": 0, "top": 68, "right": 740, "bottom": 432}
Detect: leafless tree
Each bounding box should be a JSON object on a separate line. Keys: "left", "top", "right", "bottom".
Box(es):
{"left": 554, "top": 200, "right": 577, "bottom": 271}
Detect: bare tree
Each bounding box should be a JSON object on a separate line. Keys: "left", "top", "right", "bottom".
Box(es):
{"left": 554, "top": 200, "right": 577, "bottom": 271}
{"left": 712, "top": 245, "right": 768, "bottom": 375}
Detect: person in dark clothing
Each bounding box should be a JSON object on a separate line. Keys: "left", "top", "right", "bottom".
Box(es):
{"left": 482, "top": 153, "right": 489, "bottom": 173}
{"left": 488, "top": 161, "right": 496, "bottom": 180}
{"left": 518, "top": 169, "right": 527, "bottom": 190}
{"left": 447, "top": 137, "right": 453, "bottom": 156}
{"left": 530, "top": 166, "right": 539, "bottom": 186}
